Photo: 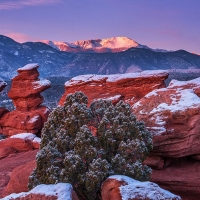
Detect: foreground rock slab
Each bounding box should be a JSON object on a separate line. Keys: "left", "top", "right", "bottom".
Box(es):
{"left": 101, "top": 175, "right": 181, "bottom": 200}
{"left": 0, "top": 150, "right": 38, "bottom": 198}
{"left": 2, "top": 183, "right": 79, "bottom": 200}
{"left": 151, "top": 157, "right": 200, "bottom": 200}
{"left": 2, "top": 160, "right": 36, "bottom": 197}
{"left": 59, "top": 70, "right": 168, "bottom": 106}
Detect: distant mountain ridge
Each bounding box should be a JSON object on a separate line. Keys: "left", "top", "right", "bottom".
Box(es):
{"left": 0, "top": 34, "right": 200, "bottom": 80}
{"left": 41, "top": 36, "right": 167, "bottom": 53}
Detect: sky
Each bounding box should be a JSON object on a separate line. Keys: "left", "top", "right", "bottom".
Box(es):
{"left": 0, "top": 0, "right": 199, "bottom": 53}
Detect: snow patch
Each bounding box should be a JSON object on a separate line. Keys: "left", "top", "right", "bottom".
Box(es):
{"left": 2, "top": 183, "right": 73, "bottom": 200}
{"left": 33, "top": 137, "right": 41, "bottom": 144}
{"left": 18, "top": 63, "right": 39, "bottom": 71}
{"left": 150, "top": 89, "right": 200, "bottom": 114}
{"left": 65, "top": 70, "right": 168, "bottom": 87}
{"left": 168, "top": 77, "right": 200, "bottom": 88}
{"left": 14, "top": 51, "right": 19, "bottom": 56}
{"left": 33, "top": 79, "right": 51, "bottom": 89}
{"left": 109, "top": 175, "right": 181, "bottom": 200}
{"left": 28, "top": 116, "right": 40, "bottom": 123}
{"left": 10, "top": 133, "right": 36, "bottom": 141}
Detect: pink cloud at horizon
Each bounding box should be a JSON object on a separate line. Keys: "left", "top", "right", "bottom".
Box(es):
{"left": 5, "top": 32, "right": 38, "bottom": 43}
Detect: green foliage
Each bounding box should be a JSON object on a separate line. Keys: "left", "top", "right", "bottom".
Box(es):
{"left": 29, "top": 91, "right": 152, "bottom": 200}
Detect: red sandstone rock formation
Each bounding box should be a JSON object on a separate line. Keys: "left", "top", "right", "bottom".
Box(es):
{"left": 132, "top": 77, "right": 200, "bottom": 158}
{"left": 2, "top": 183, "right": 79, "bottom": 200}
{"left": 0, "top": 63, "right": 51, "bottom": 136}
{"left": 101, "top": 175, "right": 181, "bottom": 200}
{"left": 132, "top": 77, "right": 200, "bottom": 199}
{"left": 59, "top": 70, "right": 168, "bottom": 106}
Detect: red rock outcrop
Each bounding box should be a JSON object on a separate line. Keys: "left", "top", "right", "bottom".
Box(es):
{"left": 2, "top": 183, "right": 79, "bottom": 200}
{"left": 59, "top": 70, "right": 168, "bottom": 106}
{"left": 132, "top": 77, "right": 200, "bottom": 158}
{"left": 132, "top": 77, "right": 200, "bottom": 199}
{"left": 0, "top": 63, "right": 51, "bottom": 136}
{"left": 101, "top": 175, "right": 181, "bottom": 200}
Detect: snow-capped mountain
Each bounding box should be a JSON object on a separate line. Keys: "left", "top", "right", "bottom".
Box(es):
{"left": 0, "top": 34, "right": 200, "bottom": 80}
{"left": 41, "top": 36, "right": 154, "bottom": 53}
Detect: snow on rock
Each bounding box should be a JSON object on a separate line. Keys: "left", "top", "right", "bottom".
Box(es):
{"left": 59, "top": 70, "right": 168, "bottom": 106}
{"left": 2, "top": 183, "right": 79, "bottom": 200}
{"left": 169, "top": 77, "right": 200, "bottom": 88}
{"left": 28, "top": 115, "right": 40, "bottom": 123}
{"left": 65, "top": 70, "right": 168, "bottom": 87}
{"left": 101, "top": 175, "right": 181, "bottom": 200}
{"left": 18, "top": 63, "right": 39, "bottom": 71}
{"left": 10, "top": 133, "right": 36, "bottom": 141}
{"left": 8, "top": 133, "right": 41, "bottom": 149}
{"left": 132, "top": 77, "right": 200, "bottom": 157}
{"left": 33, "top": 136, "right": 41, "bottom": 144}
{"left": 32, "top": 79, "right": 51, "bottom": 90}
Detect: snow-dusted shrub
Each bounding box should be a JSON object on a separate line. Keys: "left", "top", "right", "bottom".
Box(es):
{"left": 29, "top": 92, "right": 152, "bottom": 200}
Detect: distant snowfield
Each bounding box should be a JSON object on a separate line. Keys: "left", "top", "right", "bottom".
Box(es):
{"left": 41, "top": 36, "right": 168, "bottom": 53}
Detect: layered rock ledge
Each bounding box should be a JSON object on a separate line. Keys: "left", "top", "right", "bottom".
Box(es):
{"left": 59, "top": 70, "right": 169, "bottom": 106}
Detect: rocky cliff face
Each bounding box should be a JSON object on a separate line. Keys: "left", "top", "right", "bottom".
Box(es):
{"left": 59, "top": 70, "right": 169, "bottom": 106}
{"left": 0, "top": 64, "right": 51, "bottom": 136}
